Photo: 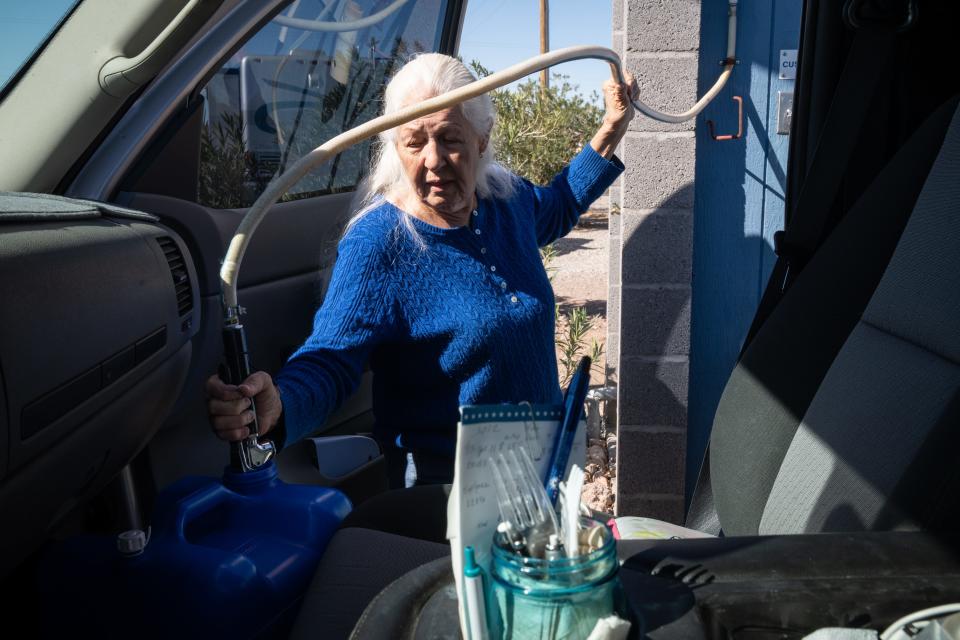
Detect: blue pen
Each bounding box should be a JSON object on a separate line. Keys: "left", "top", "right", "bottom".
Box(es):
{"left": 544, "top": 356, "right": 592, "bottom": 505}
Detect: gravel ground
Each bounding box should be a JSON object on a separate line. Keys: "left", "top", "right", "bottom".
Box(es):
{"left": 549, "top": 205, "right": 617, "bottom": 513}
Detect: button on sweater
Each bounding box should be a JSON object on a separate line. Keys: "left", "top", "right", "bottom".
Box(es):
{"left": 275, "top": 145, "right": 623, "bottom": 453}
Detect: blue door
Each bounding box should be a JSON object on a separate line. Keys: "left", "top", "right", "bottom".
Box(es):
{"left": 687, "top": 1, "right": 803, "bottom": 497}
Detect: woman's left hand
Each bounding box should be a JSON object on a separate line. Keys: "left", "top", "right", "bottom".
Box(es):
{"left": 591, "top": 71, "right": 638, "bottom": 158}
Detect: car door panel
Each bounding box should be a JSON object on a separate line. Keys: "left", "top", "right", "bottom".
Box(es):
{"left": 122, "top": 192, "right": 349, "bottom": 295}
{"left": 123, "top": 191, "right": 373, "bottom": 485}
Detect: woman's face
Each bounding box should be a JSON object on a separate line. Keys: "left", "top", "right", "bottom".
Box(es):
{"left": 395, "top": 101, "right": 487, "bottom": 219}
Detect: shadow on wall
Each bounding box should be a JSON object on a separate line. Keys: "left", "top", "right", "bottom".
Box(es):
{"left": 618, "top": 107, "right": 778, "bottom": 520}
{"left": 616, "top": 182, "right": 701, "bottom": 521}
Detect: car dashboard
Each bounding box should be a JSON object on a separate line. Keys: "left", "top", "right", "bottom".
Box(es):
{"left": 0, "top": 194, "right": 199, "bottom": 577}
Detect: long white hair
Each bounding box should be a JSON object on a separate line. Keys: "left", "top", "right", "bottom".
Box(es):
{"left": 346, "top": 53, "right": 515, "bottom": 246}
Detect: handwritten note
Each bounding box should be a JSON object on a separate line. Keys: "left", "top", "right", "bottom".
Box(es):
{"left": 446, "top": 403, "right": 586, "bottom": 636}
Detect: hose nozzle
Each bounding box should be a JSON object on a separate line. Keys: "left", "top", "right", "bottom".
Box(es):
{"left": 222, "top": 319, "right": 275, "bottom": 472}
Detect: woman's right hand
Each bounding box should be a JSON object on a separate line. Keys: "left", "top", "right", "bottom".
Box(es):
{"left": 205, "top": 371, "right": 282, "bottom": 442}
{"left": 590, "top": 71, "right": 638, "bottom": 159}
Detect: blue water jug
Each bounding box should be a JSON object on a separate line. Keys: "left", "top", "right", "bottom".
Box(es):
{"left": 37, "top": 461, "right": 351, "bottom": 639}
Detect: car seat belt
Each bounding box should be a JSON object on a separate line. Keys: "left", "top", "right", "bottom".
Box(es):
{"left": 740, "top": 8, "right": 906, "bottom": 353}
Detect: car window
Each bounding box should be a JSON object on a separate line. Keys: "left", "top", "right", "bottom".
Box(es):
{"left": 198, "top": 0, "right": 449, "bottom": 208}
{"left": 0, "top": 1, "right": 80, "bottom": 95}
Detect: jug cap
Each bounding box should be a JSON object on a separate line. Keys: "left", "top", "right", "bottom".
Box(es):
{"left": 117, "top": 529, "right": 148, "bottom": 556}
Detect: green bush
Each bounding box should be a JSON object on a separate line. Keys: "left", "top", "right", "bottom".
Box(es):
{"left": 470, "top": 62, "right": 604, "bottom": 185}
{"left": 555, "top": 306, "right": 605, "bottom": 388}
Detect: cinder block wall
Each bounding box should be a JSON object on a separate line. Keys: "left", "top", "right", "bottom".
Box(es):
{"left": 609, "top": 0, "right": 700, "bottom": 523}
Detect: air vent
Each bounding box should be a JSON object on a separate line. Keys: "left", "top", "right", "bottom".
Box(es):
{"left": 157, "top": 236, "right": 193, "bottom": 316}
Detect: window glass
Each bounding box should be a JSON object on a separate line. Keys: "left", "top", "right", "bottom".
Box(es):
{"left": 0, "top": 1, "right": 80, "bottom": 94}
{"left": 199, "top": 0, "right": 448, "bottom": 208}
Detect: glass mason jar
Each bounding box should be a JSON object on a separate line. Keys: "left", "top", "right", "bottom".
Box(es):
{"left": 487, "top": 518, "right": 624, "bottom": 640}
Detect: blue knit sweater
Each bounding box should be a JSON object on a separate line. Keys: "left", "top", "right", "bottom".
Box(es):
{"left": 275, "top": 145, "right": 623, "bottom": 453}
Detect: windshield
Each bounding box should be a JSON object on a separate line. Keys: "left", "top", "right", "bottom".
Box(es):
{"left": 0, "top": 1, "right": 80, "bottom": 95}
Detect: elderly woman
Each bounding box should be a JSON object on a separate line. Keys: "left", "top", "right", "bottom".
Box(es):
{"left": 207, "top": 53, "right": 635, "bottom": 490}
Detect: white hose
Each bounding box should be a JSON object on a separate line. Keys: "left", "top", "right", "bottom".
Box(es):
{"left": 635, "top": 0, "right": 738, "bottom": 123}
{"left": 221, "top": 6, "right": 737, "bottom": 312}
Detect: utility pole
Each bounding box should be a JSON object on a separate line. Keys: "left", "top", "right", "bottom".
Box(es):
{"left": 539, "top": 0, "right": 549, "bottom": 91}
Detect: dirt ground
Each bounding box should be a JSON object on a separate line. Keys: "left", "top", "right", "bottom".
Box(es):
{"left": 551, "top": 205, "right": 610, "bottom": 376}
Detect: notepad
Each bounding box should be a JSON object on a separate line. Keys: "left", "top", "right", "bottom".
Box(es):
{"left": 446, "top": 403, "right": 586, "bottom": 637}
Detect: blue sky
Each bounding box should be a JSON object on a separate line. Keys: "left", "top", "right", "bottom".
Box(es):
{"left": 459, "top": 0, "right": 613, "bottom": 102}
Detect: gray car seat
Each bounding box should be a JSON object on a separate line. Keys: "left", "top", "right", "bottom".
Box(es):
{"left": 702, "top": 94, "right": 960, "bottom": 536}
{"left": 289, "top": 95, "right": 960, "bottom": 640}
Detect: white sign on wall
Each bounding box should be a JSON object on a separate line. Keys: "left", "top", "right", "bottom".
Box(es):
{"left": 779, "top": 49, "right": 798, "bottom": 80}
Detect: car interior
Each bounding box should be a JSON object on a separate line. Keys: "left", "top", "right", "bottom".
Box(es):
{"left": 1, "top": 0, "right": 959, "bottom": 638}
